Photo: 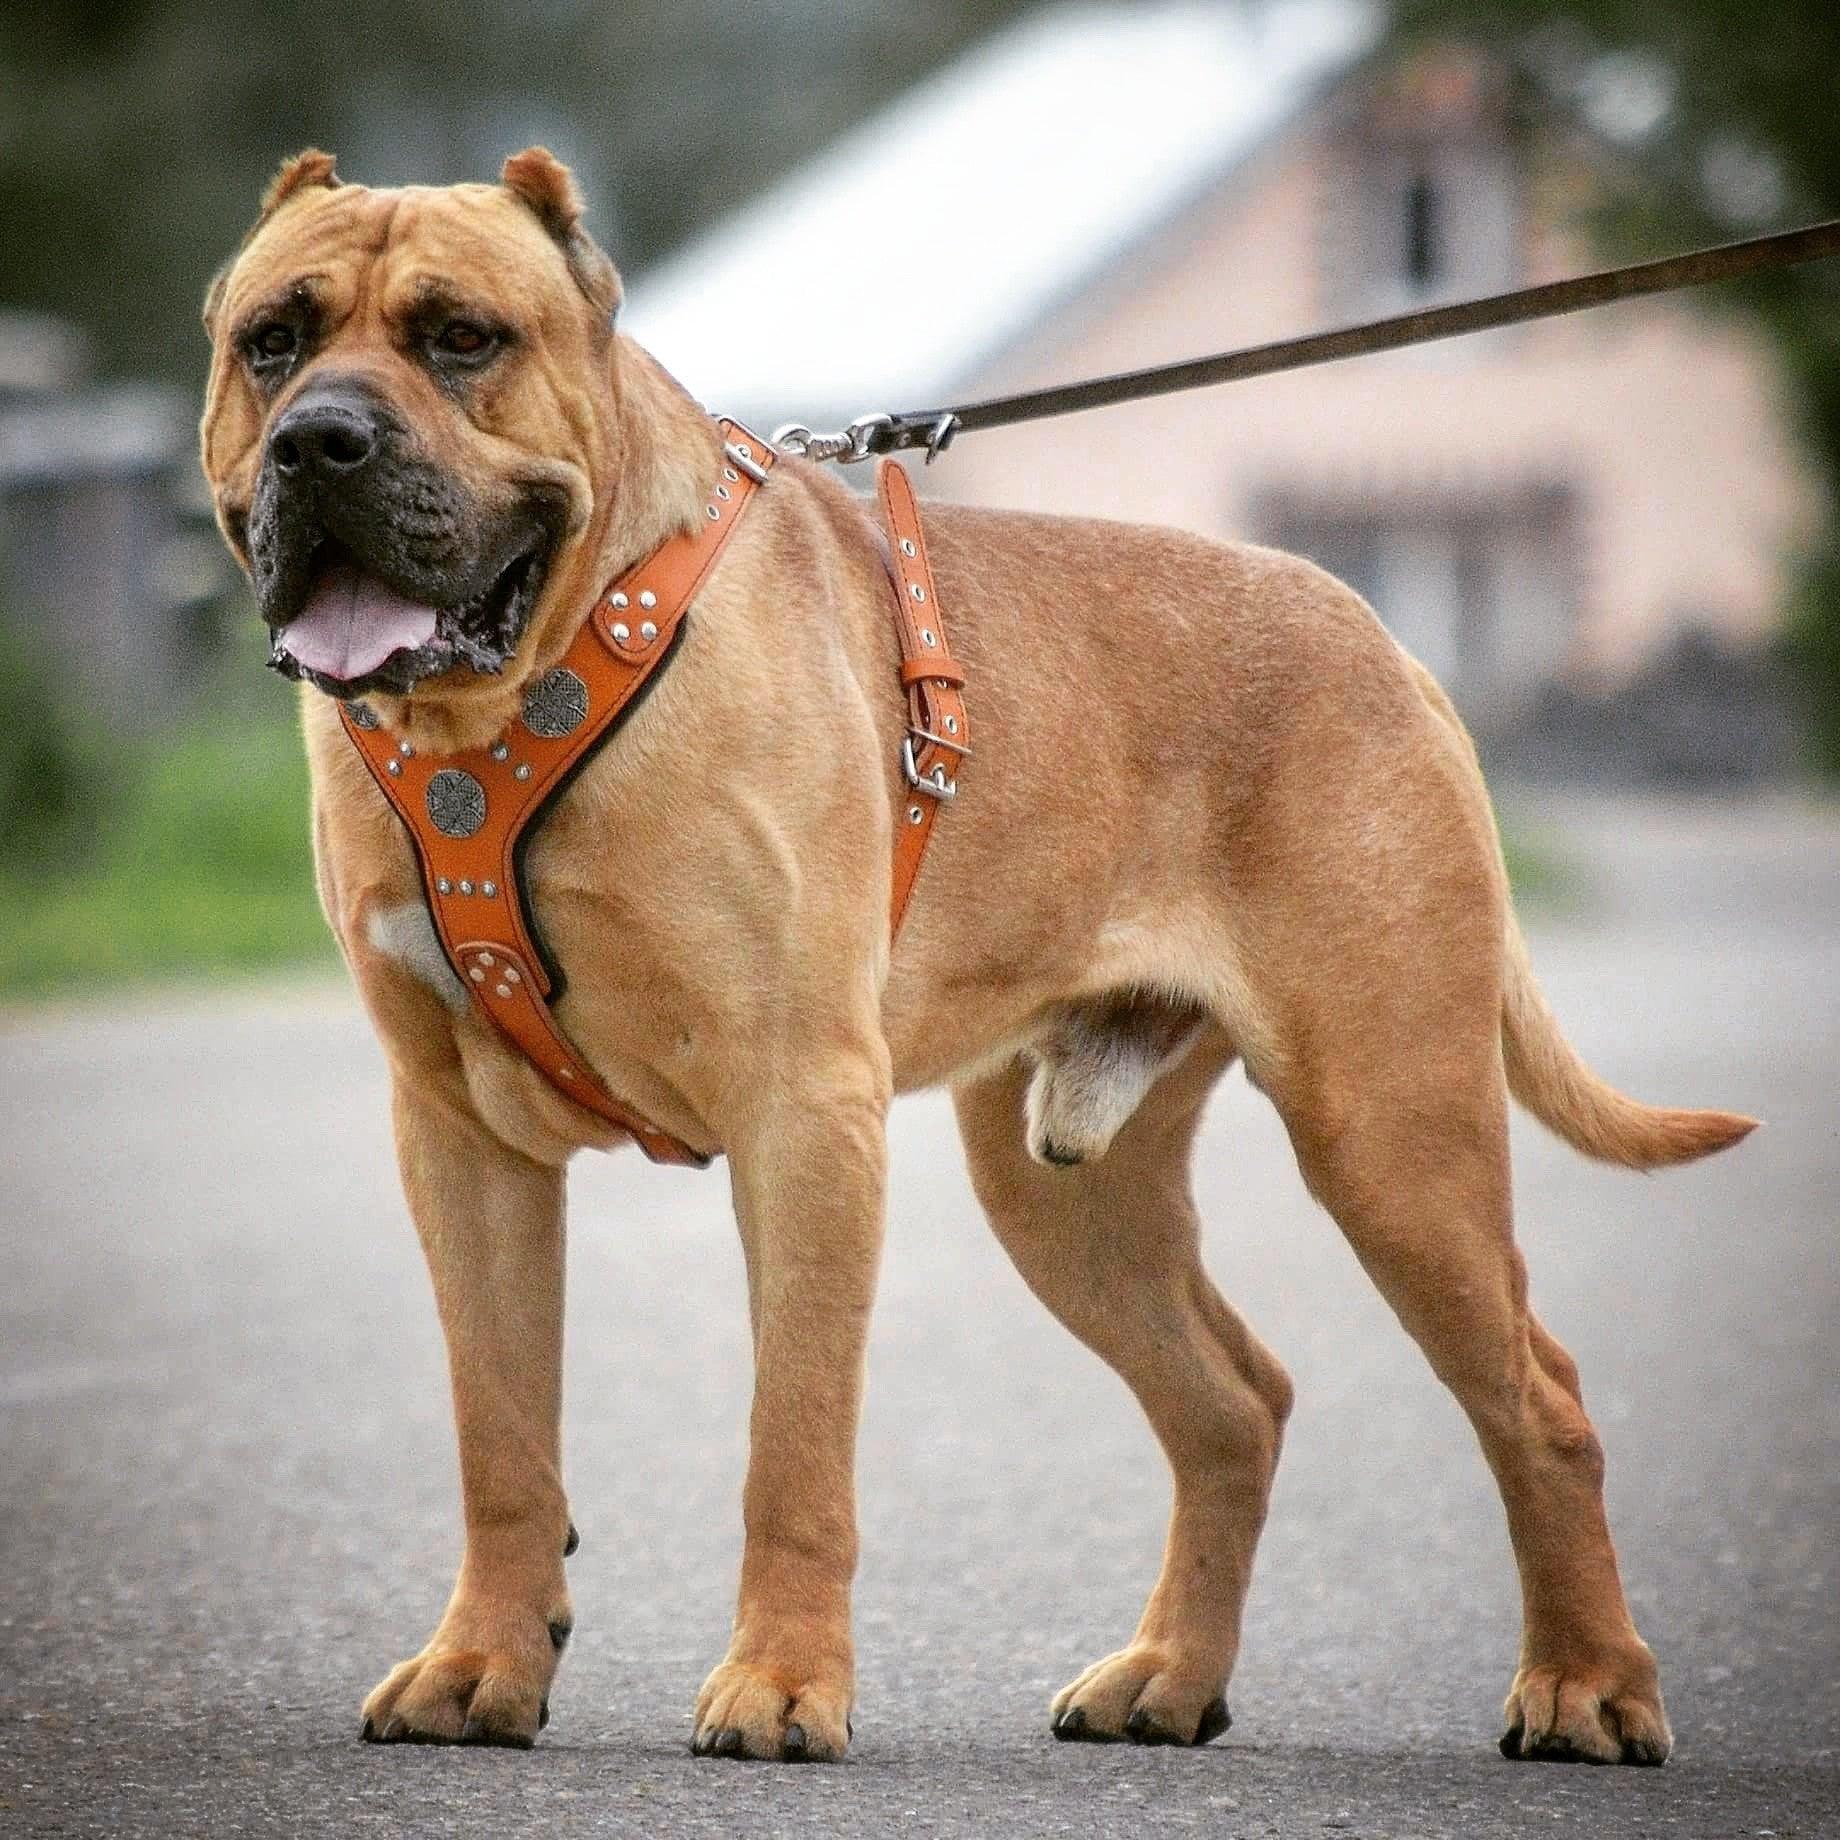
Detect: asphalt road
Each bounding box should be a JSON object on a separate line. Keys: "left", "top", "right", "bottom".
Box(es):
{"left": 3, "top": 793, "right": 1836, "bottom": 1838}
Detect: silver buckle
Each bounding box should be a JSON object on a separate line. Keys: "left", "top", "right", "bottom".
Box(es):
{"left": 903, "top": 734, "right": 957, "bottom": 800}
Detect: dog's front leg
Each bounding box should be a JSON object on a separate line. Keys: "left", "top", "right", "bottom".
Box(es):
{"left": 360, "top": 1080, "right": 572, "bottom": 1748}
{"left": 693, "top": 1048, "right": 891, "bottom": 1763}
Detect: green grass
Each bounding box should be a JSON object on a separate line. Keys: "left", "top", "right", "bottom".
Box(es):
{"left": 0, "top": 713, "right": 338, "bottom": 1000}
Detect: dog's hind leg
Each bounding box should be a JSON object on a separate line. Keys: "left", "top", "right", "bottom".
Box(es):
{"left": 954, "top": 1026, "right": 1292, "bottom": 1746}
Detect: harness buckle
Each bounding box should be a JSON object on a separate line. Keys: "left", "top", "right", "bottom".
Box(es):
{"left": 902, "top": 734, "right": 957, "bottom": 800}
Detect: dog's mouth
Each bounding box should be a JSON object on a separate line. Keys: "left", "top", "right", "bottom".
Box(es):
{"left": 268, "top": 539, "right": 548, "bottom": 698}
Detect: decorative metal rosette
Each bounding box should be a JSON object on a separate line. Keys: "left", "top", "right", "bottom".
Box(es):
{"left": 343, "top": 700, "right": 380, "bottom": 729}
{"left": 425, "top": 768, "right": 487, "bottom": 839}
{"left": 521, "top": 667, "right": 590, "bottom": 739}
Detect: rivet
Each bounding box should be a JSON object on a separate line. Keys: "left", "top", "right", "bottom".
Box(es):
{"left": 921, "top": 629, "right": 936, "bottom": 646}
{"left": 386, "top": 759, "right": 402, "bottom": 776}
{"left": 908, "top": 805, "right": 924, "bottom": 824}
{"left": 706, "top": 504, "right": 720, "bottom": 520}
{"left": 491, "top": 742, "right": 509, "bottom": 761}
{"left": 611, "top": 591, "right": 629, "bottom": 609}
{"left": 910, "top": 583, "right": 926, "bottom": 601}
{"left": 945, "top": 716, "right": 958, "bottom": 734}
{"left": 436, "top": 877, "right": 452, "bottom": 894}
{"left": 640, "top": 621, "right": 658, "bottom": 641}
{"left": 514, "top": 763, "right": 532, "bottom": 781}
{"left": 459, "top": 880, "right": 473, "bottom": 895}
{"left": 612, "top": 622, "right": 630, "bottom": 642}
{"left": 481, "top": 880, "right": 497, "bottom": 898}
{"left": 495, "top": 983, "right": 512, "bottom": 1000}
{"left": 638, "top": 590, "right": 657, "bottom": 609}
{"left": 504, "top": 967, "right": 520, "bottom": 984}
{"left": 470, "top": 967, "right": 485, "bottom": 982}
{"left": 900, "top": 538, "right": 917, "bottom": 557}
{"left": 479, "top": 952, "right": 495, "bottom": 967}
{"left": 559, "top": 1065, "right": 575, "bottom": 1079}
{"left": 397, "top": 740, "right": 414, "bottom": 757}
{"left": 715, "top": 484, "right": 731, "bottom": 500}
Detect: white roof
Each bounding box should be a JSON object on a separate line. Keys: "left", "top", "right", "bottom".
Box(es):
{"left": 624, "top": 0, "right": 1378, "bottom": 432}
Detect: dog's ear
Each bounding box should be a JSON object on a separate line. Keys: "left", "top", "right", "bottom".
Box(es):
{"left": 501, "top": 146, "right": 622, "bottom": 322}
{"left": 262, "top": 148, "right": 341, "bottom": 217}
{"left": 204, "top": 150, "right": 342, "bottom": 336}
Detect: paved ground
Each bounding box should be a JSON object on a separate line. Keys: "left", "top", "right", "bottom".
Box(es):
{"left": 3, "top": 793, "right": 1836, "bottom": 1838}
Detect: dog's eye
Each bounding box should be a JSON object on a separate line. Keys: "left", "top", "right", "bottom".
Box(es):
{"left": 249, "top": 323, "right": 297, "bottom": 362}
{"left": 433, "top": 321, "right": 495, "bottom": 359}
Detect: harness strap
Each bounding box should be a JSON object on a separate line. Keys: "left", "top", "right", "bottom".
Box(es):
{"left": 877, "top": 457, "right": 969, "bottom": 933}
{"left": 339, "top": 420, "right": 776, "bottom": 1166}
{"left": 337, "top": 430, "right": 966, "bottom": 1166}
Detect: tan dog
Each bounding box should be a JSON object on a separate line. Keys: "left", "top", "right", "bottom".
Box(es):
{"left": 200, "top": 148, "right": 1754, "bottom": 1766}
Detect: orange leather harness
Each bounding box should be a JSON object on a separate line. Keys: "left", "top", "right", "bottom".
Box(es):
{"left": 339, "top": 421, "right": 967, "bottom": 1167}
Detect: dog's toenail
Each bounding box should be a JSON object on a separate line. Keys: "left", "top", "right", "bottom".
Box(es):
{"left": 381, "top": 1716, "right": 407, "bottom": 1742}
{"left": 564, "top": 1522, "right": 580, "bottom": 1557}
{"left": 691, "top": 1728, "right": 713, "bottom": 1756}
{"left": 783, "top": 1722, "right": 808, "bottom": 1760}
{"left": 714, "top": 1727, "right": 746, "bottom": 1758}
{"left": 539, "top": 1698, "right": 550, "bottom": 1731}
{"left": 548, "top": 1618, "right": 572, "bottom": 1651}
{"left": 847, "top": 1716, "right": 854, "bottom": 1741}
{"left": 1040, "top": 1140, "right": 1084, "bottom": 1167}
{"left": 360, "top": 1716, "right": 378, "bottom": 1743}
{"left": 1500, "top": 1722, "right": 1525, "bottom": 1760}
{"left": 1193, "top": 1697, "right": 1232, "bottom": 1745}
{"left": 1053, "top": 1706, "right": 1086, "bottom": 1740}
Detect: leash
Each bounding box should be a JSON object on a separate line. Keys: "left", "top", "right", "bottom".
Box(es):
{"left": 774, "top": 218, "right": 1840, "bottom": 466}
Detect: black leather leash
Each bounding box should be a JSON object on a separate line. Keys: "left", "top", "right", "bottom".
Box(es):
{"left": 775, "top": 218, "right": 1840, "bottom": 466}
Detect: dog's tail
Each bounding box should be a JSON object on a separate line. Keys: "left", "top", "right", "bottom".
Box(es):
{"left": 1404, "top": 655, "right": 1759, "bottom": 1171}
{"left": 1499, "top": 911, "right": 1757, "bottom": 1168}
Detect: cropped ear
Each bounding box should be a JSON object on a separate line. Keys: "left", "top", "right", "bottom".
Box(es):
{"left": 261, "top": 148, "right": 340, "bottom": 217}
{"left": 204, "top": 150, "right": 341, "bottom": 338}
{"left": 501, "top": 146, "right": 622, "bottom": 322}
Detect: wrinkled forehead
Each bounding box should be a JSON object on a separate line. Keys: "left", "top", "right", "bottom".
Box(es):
{"left": 221, "top": 183, "right": 579, "bottom": 329}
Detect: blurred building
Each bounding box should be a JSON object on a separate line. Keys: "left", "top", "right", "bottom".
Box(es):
{"left": 0, "top": 311, "right": 226, "bottom": 727}
{"left": 630, "top": 0, "right": 1814, "bottom": 779}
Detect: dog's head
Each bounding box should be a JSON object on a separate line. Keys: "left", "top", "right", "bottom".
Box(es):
{"left": 201, "top": 149, "right": 638, "bottom": 715}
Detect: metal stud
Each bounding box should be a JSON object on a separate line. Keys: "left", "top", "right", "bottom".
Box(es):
{"left": 481, "top": 880, "right": 497, "bottom": 898}
{"left": 559, "top": 1064, "right": 575, "bottom": 1079}
{"left": 426, "top": 769, "right": 487, "bottom": 839}
{"left": 479, "top": 952, "right": 495, "bottom": 967}
{"left": 459, "top": 880, "right": 473, "bottom": 896}
{"left": 900, "top": 539, "right": 917, "bottom": 557}
{"left": 495, "top": 983, "right": 512, "bottom": 1000}
{"left": 638, "top": 590, "right": 657, "bottom": 609}
{"left": 640, "top": 620, "right": 658, "bottom": 642}
{"left": 470, "top": 967, "right": 485, "bottom": 982}
{"left": 386, "top": 758, "right": 402, "bottom": 776}
{"left": 397, "top": 740, "right": 414, "bottom": 758}
{"left": 344, "top": 700, "right": 380, "bottom": 729}
{"left": 514, "top": 763, "right": 532, "bottom": 782}
{"left": 491, "top": 741, "right": 509, "bottom": 761}
{"left": 611, "top": 591, "right": 629, "bottom": 609}
{"left": 504, "top": 967, "right": 520, "bottom": 984}
{"left": 523, "top": 667, "right": 590, "bottom": 739}
{"left": 921, "top": 629, "right": 937, "bottom": 646}
{"left": 612, "top": 622, "right": 630, "bottom": 642}
{"left": 436, "top": 877, "right": 452, "bottom": 894}
{"left": 910, "top": 583, "right": 927, "bottom": 601}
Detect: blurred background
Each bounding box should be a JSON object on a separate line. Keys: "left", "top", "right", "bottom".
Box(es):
{"left": 0, "top": 0, "right": 1836, "bottom": 996}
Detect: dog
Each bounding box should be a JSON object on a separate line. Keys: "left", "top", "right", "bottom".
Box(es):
{"left": 199, "top": 147, "right": 1755, "bottom": 1765}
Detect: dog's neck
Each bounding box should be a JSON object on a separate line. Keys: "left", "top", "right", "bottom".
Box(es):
{"left": 371, "top": 338, "right": 720, "bottom": 756}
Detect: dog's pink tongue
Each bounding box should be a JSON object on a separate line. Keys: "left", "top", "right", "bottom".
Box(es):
{"left": 282, "top": 562, "right": 438, "bottom": 681}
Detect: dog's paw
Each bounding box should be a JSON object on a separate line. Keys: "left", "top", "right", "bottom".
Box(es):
{"left": 1500, "top": 1656, "right": 1671, "bottom": 1766}
{"left": 1049, "top": 1644, "right": 1230, "bottom": 1748}
{"left": 692, "top": 1656, "right": 852, "bottom": 1762}
{"left": 360, "top": 1596, "right": 564, "bottom": 1749}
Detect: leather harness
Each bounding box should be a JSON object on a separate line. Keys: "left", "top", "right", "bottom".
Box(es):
{"left": 338, "top": 420, "right": 967, "bottom": 1167}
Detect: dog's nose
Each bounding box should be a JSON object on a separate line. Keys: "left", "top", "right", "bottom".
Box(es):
{"left": 269, "top": 394, "right": 380, "bottom": 480}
